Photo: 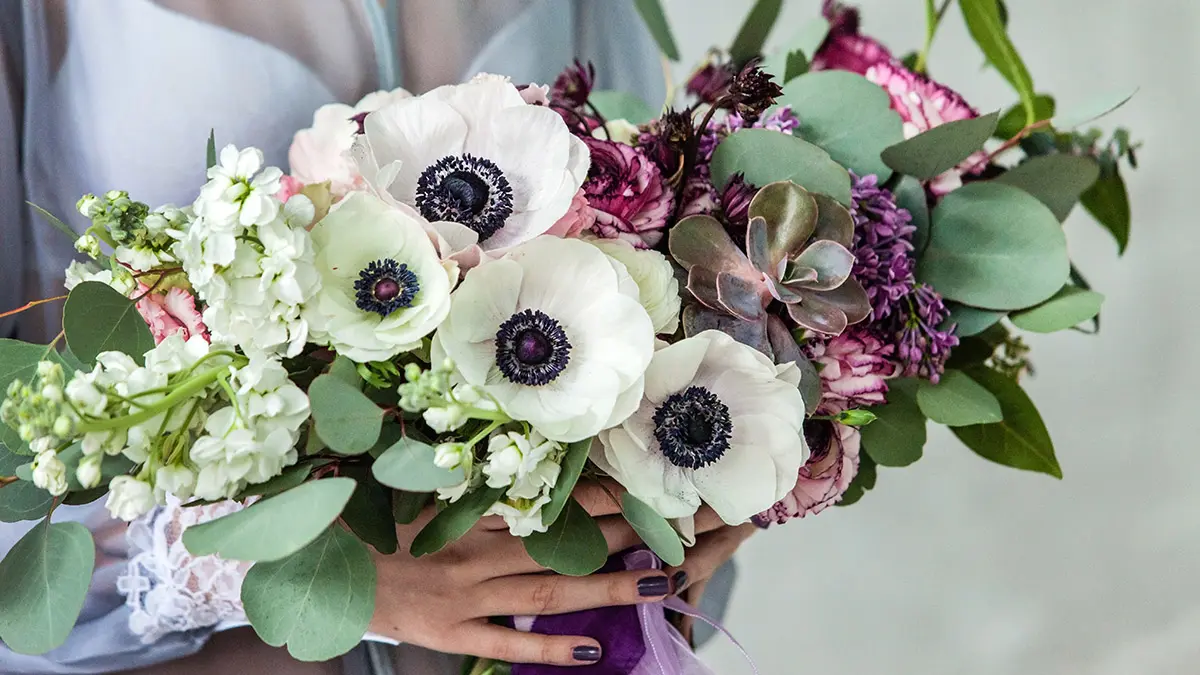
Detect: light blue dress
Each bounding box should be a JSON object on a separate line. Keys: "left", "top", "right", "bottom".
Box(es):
{"left": 0, "top": 2, "right": 730, "bottom": 672}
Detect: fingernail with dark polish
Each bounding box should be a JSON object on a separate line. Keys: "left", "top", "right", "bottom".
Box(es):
{"left": 672, "top": 571, "right": 689, "bottom": 593}
{"left": 573, "top": 646, "right": 602, "bottom": 662}
{"left": 638, "top": 575, "right": 671, "bottom": 597}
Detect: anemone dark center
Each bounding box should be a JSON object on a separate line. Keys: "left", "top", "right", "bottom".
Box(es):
{"left": 653, "top": 386, "right": 733, "bottom": 470}
{"left": 803, "top": 419, "right": 834, "bottom": 461}
{"left": 354, "top": 258, "right": 419, "bottom": 317}
{"left": 495, "top": 309, "right": 571, "bottom": 386}
{"left": 415, "top": 154, "right": 513, "bottom": 242}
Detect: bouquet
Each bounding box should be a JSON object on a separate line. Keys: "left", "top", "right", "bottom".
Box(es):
{"left": 0, "top": 0, "right": 1138, "bottom": 670}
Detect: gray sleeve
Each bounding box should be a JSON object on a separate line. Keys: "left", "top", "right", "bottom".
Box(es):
{"left": 0, "top": 0, "right": 27, "bottom": 340}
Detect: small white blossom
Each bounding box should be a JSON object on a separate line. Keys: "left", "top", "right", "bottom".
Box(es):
{"left": 485, "top": 494, "right": 554, "bottom": 537}
{"left": 31, "top": 449, "right": 68, "bottom": 496}
{"left": 483, "top": 431, "right": 562, "bottom": 501}
{"left": 106, "top": 475, "right": 156, "bottom": 521}
{"left": 155, "top": 465, "right": 197, "bottom": 502}
{"left": 75, "top": 454, "right": 103, "bottom": 489}
{"left": 433, "top": 442, "right": 468, "bottom": 470}
{"left": 424, "top": 405, "right": 468, "bottom": 434}
{"left": 74, "top": 234, "right": 102, "bottom": 259}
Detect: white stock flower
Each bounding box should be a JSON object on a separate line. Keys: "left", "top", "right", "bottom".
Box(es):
{"left": 588, "top": 238, "right": 681, "bottom": 335}
{"left": 107, "top": 475, "right": 156, "bottom": 521}
{"left": 64, "top": 260, "right": 135, "bottom": 294}
{"left": 354, "top": 75, "right": 590, "bottom": 254}
{"left": 432, "top": 236, "right": 655, "bottom": 442}
{"left": 289, "top": 87, "right": 413, "bottom": 198}
{"left": 31, "top": 449, "right": 68, "bottom": 496}
{"left": 433, "top": 442, "right": 469, "bottom": 470}
{"left": 197, "top": 145, "right": 283, "bottom": 228}
{"left": 594, "top": 330, "right": 809, "bottom": 524}
{"left": 76, "top": 454, "right": 103, "bottom": 490}
{"left": 155, "top": 464, "right": 197, "bottom": 502}
{"left": 482, "top": 430, "right": 562, "bottom": 501}
{"left": 484, "top": 495, "right": 555, "bottom": 537}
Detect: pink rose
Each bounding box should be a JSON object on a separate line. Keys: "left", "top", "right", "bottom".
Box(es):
{"left": 135, "top": 285, "right": 208, "bottom": 344}
{"left": 545, "top": 189, "right": 597, "bottom": 238}
{"left": 582, "top": 137, "right": 674, "bottom": 249}
{"left": 865, "top": 61, "right": 986, "bottom": 194}
{"left": 807, "top": 329, "right": 899, "bottom": 412}
{"left": 756, "top": 419, "right": 861, "bottom": 523}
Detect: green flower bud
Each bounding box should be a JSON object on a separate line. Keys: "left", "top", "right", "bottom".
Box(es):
{"left": 836, "top": 409, "right": 878, "bottom": 427}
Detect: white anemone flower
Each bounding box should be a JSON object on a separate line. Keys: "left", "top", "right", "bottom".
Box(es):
{"left": 432, "top": 236, "right": 654, "bottom": 443}
{"left": 304, "top": 193, "right": 453, "bottom": 362}
{"left": 353, "top": 75, "right": 589, "bottom": 256}
{"left": 594, "top": 330, "right": 810, "bottom": 524}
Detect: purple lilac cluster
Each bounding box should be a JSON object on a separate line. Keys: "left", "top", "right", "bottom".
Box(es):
{"left": 848, "top": 173, "right": 957, "bottom": 382}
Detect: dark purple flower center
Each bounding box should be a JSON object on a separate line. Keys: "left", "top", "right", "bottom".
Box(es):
{"left": 416, "top": 154, "right": 513, "bottom": 242}
{"left": 653, "top": 386, "right": 733, "bottom": 469}
{"left": 803, "top": 419, "right": 834, "bottom": 462}
{"left": 354, "top": 258, "right": 419, "bottom": 317}
{"left": 495, "top": 309, "right": 571, "bottom": 386}
{"left": 350, "top": 111, "right": 370, "bottom": 135}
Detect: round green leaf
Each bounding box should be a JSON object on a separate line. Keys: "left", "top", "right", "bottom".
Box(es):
{"left": 1082, "top": 172, "right": 1131, "bottom": 254}
{"left": 778, "top": 71, "right": 904, "bottom": 180}
{"left": 541, "top": 439, "right": 593, "bottom": 526}
{"left": 392, "top": 490, "right": 430, "bottom": 525}
{"left": 340, "top": 466, "right": 398, "bottom": 555}
{"left": 63, "top": 281, "right": 155, "bottom": 366}
{"left": 893, "top": 176, "right": 931, "bottom": 255}
{"left": 411, "top": 486, "right": 505, "bottom": 557}
{"left": 242, "top": 526, "right": 375, "bottom": 662}
{"left": 309, "top": 375, "right": 383, "bottom": 455}
{"left": 183, "top": 477, "right": 357, "bottom": 562}
{"left": 835, "top": 452, "right": 876, "bottom": 507}
{"left": 1010, "top": 286, "right": 1104, "bottom": 333}
{"left": 952, "top": 368, "right": 1061, "bottom": 478}
{"left": 711, "top": 129, "right": 852, "bottom": 206}
{"left": 523, "top": 497, "right": 607, "bottom": 576}
{"left": 0, "top": 340, "right": 74, "bottom": 455}
{"left": 945, "top": 303, "right": 1006, "bottom": 337}
{"left": 0, "top": 522, "right": 95, "bottom": 654}
{"left": 588, "top": 91, "right": 657, "bottom": 125}
{"left": 372, "top": 437, "right": 464, "bottom": 492}
{"left": 621, "top": 493, "right": 685, "bottom": 566}
{"left": 860, "top": 379, "right": 926, "bottom": 467}
{"left": 917, "top": 370, "right": 1003, "bottom": 427}
{"left": 881, "top": 112, "right": 1000, "bottom": 180}
{"left": 996, "top": 155, "right": 1101, "bottom": 221}
{"left": 918, "top": 182, "right": 1069, "bottom": 310}
{"left": 0, "top": 445, "right": 53, "bottom": 522}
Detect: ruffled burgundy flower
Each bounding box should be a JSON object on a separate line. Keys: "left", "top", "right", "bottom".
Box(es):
{"left": 719, "top": 174, "right": 755, "bottom": 229}
{"left": 583, "top": 137, "right": 674, "bottom": 248}
{"left": 806, "top": 328, "right": 899, "bottom": 411}
{"left": 884, "top": 283, "right": 959, "bottom": 383}
{"left": 551, "top": 59, "right": 595, "bottom": 109}
{"left": 636, "top": 110, "right": 694, "bottom": 185}
{"left": 865, "top": 60, "right": 985, "bottom": 194}
{"left": 686, "top": 61, "right": 736, "bottom": 104}
{"left": 850, "top": 172, "right": 917, "bottom": 321}
{"left": 755, "top": 417, "right": 861, "bottom": 523}
{"left": 679, "top": 176, "right": 719, "bottom": 218}
{"left": 811, "top": 0, "right": 893, "bottom": 74}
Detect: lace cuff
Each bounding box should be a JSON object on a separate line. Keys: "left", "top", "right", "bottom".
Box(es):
{"left": 117, "top": 497, "right": 252, "bottom": 644}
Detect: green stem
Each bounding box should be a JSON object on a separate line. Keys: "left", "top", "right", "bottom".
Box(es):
{"left": 78, "top": 366, "right": 228, "bottom": 432}
{"left": 465, "top": 420, "right": 504, "bottom": 450}
{"left": 85, "top": 224, "right": 117, "bottom": 249}
{"left": 914, "top": 0, "right": 952, "bottom": 74}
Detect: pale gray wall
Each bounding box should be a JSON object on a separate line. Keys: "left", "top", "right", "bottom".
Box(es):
{"left": 660, "top": 1, "right": 1200, "bottom": 673}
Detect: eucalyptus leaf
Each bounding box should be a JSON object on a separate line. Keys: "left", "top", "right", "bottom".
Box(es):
{"left": 996, "top": 154, "right": 1101, "bottom": 221}
{"left": 1009, "top": 285, "right": 1104, "bottom": 333}
{"left": 242, "top": 526, "right": 375, "bottom": 662}
{"left": 893, "top": 176, "right": 931, "bottom": 255}
{"left": 392, "top": 490, "right": 430, "bottom": 525}
{"left": 783, "top": 51, "right": 809, "bottom": 83}
{"left": 341, "top": 467, "right": 398, "bottom": 555}
{"left": 836, "top": 452, "right": 876, "bottom": 507}
{"left": 952, "top": 367, "right": 1062, "bottom": 478}
{"left": 995, "top": 95, "right": 1055, "bottom": 140}
{"left": 411, "top": 486, "right": 505, "bottom": 557}
{"left": 27, "top": 202, "right": 77, "bottom": 241}
{"left": 621, "top": 493, "right": 685, "bottom": 566}
{"left": 0, "top": 521, "right": 95, "bottom": 655}
{"left": 541, "top": 439, "right": 592, "bottom": 526}
{"left": 1054, "top": 89, "right": 1137, "bottom": 130}
{"left": 183, "top": 477, "right": 357, "bottom": 562}
{"left": 0, "top": 340, "right": 72, "bottom": 455}
{"left": 957, "top": 0, "right": 1037, "bottom": 124}
{"left": 860, "top": 379, "right": 926, "bottom": 467}
{"left": 730, "top": 0, "right": 784, "bottom": 65}
{"left": 372, "top": 437, "right": 464, "bottom": 492}
{"left": 881, "top": 112, "right": 999, "bottom": 180}
{"left": 916, "top": 369, "right": 1003, "bottom": 427}
{"left": 63, "top": 281, "right": 155, "bottom": 366}
{"left": 328, "top": 356, "right": 363, "bottom": 387}
{"left": 778, "top": 71, "right": 905, "bottom": 180}
{"left": 945, "top": 303, "right": 1006, "bottom": 337}
{"left": 1081, "top": 171, "right": 1131, "bottom": 254}
{"left": 588, "top": 91, "right": 657, "bottom": 125}
{"left": 919, "top": 182, "right": 1069, "bottom": 310}
{"left": 632, "top": 0, "right": 679, "bottom": 60}
{"left": 309, "top": 375, "right": 384, "bottom": 455}
{"left": 711, "top": 129, "right": 852, "bottom": 206}
{"left": 0, "top": 479, "right": 54, "bottom": 522}
{"left": 206, "top": 130, "right": 217, "bottom": 170}
{"left": 523, "top": 497, "right": 608, "bottom": 576}
{"left": 236, "top": 462, "right": 321, "bottom": 499}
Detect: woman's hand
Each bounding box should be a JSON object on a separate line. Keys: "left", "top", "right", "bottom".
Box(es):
{"left": 369, "top": 503, "right": 672, "bottom": 667}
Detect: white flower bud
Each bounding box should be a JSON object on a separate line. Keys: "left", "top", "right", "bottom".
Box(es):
{"left": 77, "top": 194, "right": 100, "bottom": 218}
{"left": 106, "top": 476, "right": 156, "bottom": 521}
{"left": 74, "top": 234, "right": 102, "bottom": 259}
{"left": 76, "top": 454, "right": 103, "bottom": 490}
{"left": 424, "top": 404, "right": 468, "bottom": 433}
{"left": 155, "top": 465, "right": 197, "bottom": 502}
{"left": 433, "top": 442, "right": 468, "bottom": 470}
{"left": 52, "top": 416, "right": 73, "bottom": 438}
{"left": 31, "top": 450, "right": 68, "bottom": 496}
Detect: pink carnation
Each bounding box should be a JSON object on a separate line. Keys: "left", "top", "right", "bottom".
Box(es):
{"left": 807, "top": 329, "right": 899, "bottom": 412}
{"left": 865, "top": 60, "right": 987, "bottom": 194}
{"left": 811, "top": 0, "right": 893, "bottom": 74}
{"left": 545, "top": 189, "right": 596, "bottom": 238}
{"left": 756, "top": 419, "right": 861, "bottom": 523}
{"left": 135, "top": 285, "right": 208, "bottom": 344}
{"left": 276, "top": 175, "right": 305, "bottom": 203}
{"left": 582, "top": 137, "right": 674, "bottom": 249}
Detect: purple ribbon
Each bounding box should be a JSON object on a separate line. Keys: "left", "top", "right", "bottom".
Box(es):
{"left": 510, "top": 549, "right": 756, "bottom": 675}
